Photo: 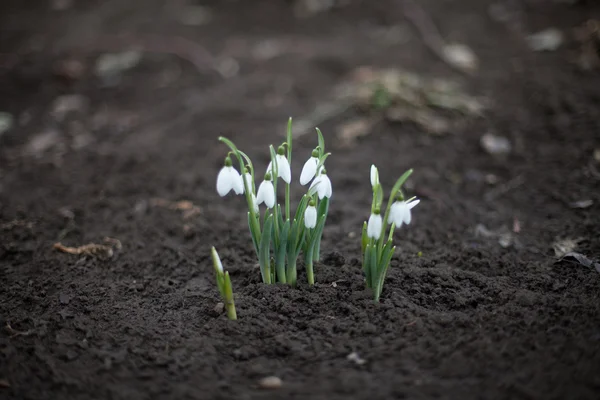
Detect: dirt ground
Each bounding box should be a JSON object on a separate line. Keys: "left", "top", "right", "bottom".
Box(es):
{"left": 1, "top": 0, "right": 600, "bottom": 399}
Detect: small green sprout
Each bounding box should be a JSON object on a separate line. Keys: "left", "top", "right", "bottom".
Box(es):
{"left": 216, "top": 118, "right": 332, "bottom": 287}
{"left": 211, "top": 247, "right": 237, "bottom": 320}
{"left": 362, "top": 165, "right": 420, "bottom": 302}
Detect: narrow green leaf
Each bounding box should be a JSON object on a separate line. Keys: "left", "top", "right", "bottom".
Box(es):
{"left": 294, "top": 195, "right": 310, "bottom": 225}
{"left": 224, "top": 271, "right": 237, "bottom": 320}
{"left": 364, "top": 244, "right": 372, "bottom": 288}
{"left": 315, "top": 152, "right": 331, "bottom": 174}
{"left": 248, "top": 212, "right": 259, "bottom": 256}
{"left": 259, "top": 215, "right": 274, "bottom": 284}
{"left": 389, "top": 169, "right": 414, "bottom": 201}
{"left": 276, "top": 220, "right": 290, "bottom": 283}
{"left": 361, "top": 221, "right": 368, "bottom": 255}
{"left": 369, "top": 242, "right": 378, "bottom": 293}
{"left": 375, "top": 246, "right": 396, "bottom": 302}
{"left": 316, "top": 127, "right": 325, "bottom": 156}
{"left": 277, "top": 204, "right": 285, "bottom": 229}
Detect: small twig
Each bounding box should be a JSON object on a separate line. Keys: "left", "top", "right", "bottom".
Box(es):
{"left": 53, "top": 237, "right": 121, "bottom": 259}
{"left": 5, "top": 322, "right": 34, "bottom": 338}
{"left": 150, "top": 198, "right": 202, "bottom": 219}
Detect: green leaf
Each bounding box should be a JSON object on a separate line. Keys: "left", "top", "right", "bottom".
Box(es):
{"left": 294, "top": 195, "right": 310, "bottom": 225}
{"left": 259, "top": 215, "right": 274, "bottom": 284}
{"left": 375, "top": 246, "right": 396, "bottom": 302}
{"left": 224, "top": 271, "right": 237, "bottom": 320}
{"left": 276, "top": 220, "right": 290, "bottom": 283}
{"left": 315, "top": 152, "right": 331, "bottom": 174}
{"left": 316, "top": 127, "right": 325, "bottom": 156}
{"left": 364, "top": 244, "right": 373, "bottom": 288}
{"left": 361, "top": 221, "right": 368, "bottom": 255}
{"left": 317, "top": 196, "right": 329, "bottom": 218}
{"left": 369, "top": 242, "right": 378, "bottom": 292}
{"left": 247, "top": 212, "right": 260, "bottom": 256}
{"left": 277, "top": 204, "right": 285, "bottom": 229}
{"left": 389, "top": 169, "right": 414, "bottom": 202}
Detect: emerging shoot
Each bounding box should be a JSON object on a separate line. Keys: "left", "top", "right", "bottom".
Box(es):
{"left": 211, "top": 247, "right": 237, "bottom": 320}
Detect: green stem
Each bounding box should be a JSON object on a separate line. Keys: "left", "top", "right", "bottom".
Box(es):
{"left": 224, "top": 272, "right": 237, "bottom": 320}
{"left": 305, "top": 246, "right": 315, "bottom": 285}
{"left": 285, "top": 117, "right": 292, "bottom": 221}
{"left": 287, "top": 258, "right": 297, "bottom": 288}
{"left": 285, "top": 183, "right": 290, "bottom": 223}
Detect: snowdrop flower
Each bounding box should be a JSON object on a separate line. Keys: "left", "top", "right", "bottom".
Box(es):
{"left": 300, "top": 149, "right": 319, "bottom": 185}
{"left": 370, "top": 165, "right": 379, "bottom": 188}
{"left": 388, "top": 198, "right": 420, "bottom": 228}
{"left": 309, "top": 169, "right": 332, "bottom": 199}
{"left": 217, "top": 157, "right": 244, "bottom": 196}
{"left": 367, "top": 211, "right": 382, "bottom": 239}
{"left": 304, "top": 201, "right": 317, "bottom": 229}
{"left": 267, "top": 147, "right": 291, "bottom": 184}
{"left": 256, "top": 173, "right": 276, "bottom": 208}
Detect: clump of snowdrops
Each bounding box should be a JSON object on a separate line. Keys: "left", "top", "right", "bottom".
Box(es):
{"left": 216, "top": 118, "right": 331, "bottom": 287}
{"left": 362, "top": 165, "right": 419, "bottom": 302}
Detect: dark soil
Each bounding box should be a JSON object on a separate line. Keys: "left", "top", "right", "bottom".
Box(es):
{"left": 1, "top": 1, "right": 600, "bottom": 399}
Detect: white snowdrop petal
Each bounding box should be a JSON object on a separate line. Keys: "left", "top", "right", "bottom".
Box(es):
{"left": 407, "top": 199, "right": 420, "bottom": 209}
{"left": 403, "top": 208, "right": 412, "bottom": 225}
{"left": 264, "top": 181, "right": 275, "bottom": 208}
{"left": 367, "top": 214, "right": 382, "bottom": 239}
{"left": 251, "top": 193, "right": 259, "bottom": 213}
{"left": 276, "top": 154, "right": 291, "bottom": 184}
{"left": 214, "top": 250, "right": 223, "bottom": 272}
{"left": 388, "top": 202, "right": 399, "bottom": 224}
{"left": 233, "top": 172, "right": 244, "bottom": 195}
{"left": 304, "top": 205, "right": 317, "bottom": 229}
{"left": 309, "top": 175, "right": 322, "bottom": 193}
{"left": 216, "top": 166, "right": 235, "bottom": 196}
{"left": 323, "top": 175, "right": 332, "bottom": 198}
{"left": 370, "top": 165, "right": 378, "bottom": 187}
{"left": 300, "top": 157, "right": 318, "bottom": 185}
{"left": 243, "top": 173, "right": 253, "bottom": 192}
{"left": 256, "top": 181, "right": 268, "bottom": 205}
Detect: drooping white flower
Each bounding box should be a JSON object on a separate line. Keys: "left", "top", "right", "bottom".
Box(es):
{"left": 256, "top": 177, "right": 276, "bottom": 208}
{"left": 367, "top": 213, "right": 382, "bottom": 239}
{"left": 388, "top": 199, "right": 420, "bottom": 228}
{"left": 217, "top": 163, "right": 243, "bottom": 197}
{"left": 304, "top": 204, "right": 317, "bottom": 229}
{"left": 267, "top": 154, "right": 291, "bottom": 184}
{"left": 370, "top": 165, "right": 379, "bottom": 188}
{"left": 309, "top": 171, "right": 332, "bottom": 199}
{"left": 300, "top": 156, "right": 319, "bottom": 185}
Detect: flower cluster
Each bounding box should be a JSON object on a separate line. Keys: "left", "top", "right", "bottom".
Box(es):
{"left": 362, "top": 165, "right": 419, "bottom": 301}
{"left": 216, "top": 118, "right": 331, "bottom": 286}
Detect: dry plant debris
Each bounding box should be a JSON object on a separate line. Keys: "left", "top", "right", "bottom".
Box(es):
{"left": 53, "top": 237, "right": 122, "bottom": 259}
{"left": 150, "top": 198, "right": 202, "bottom": 219}
{"left": 329, "top": 66, "right": 487, "bottom": 146}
